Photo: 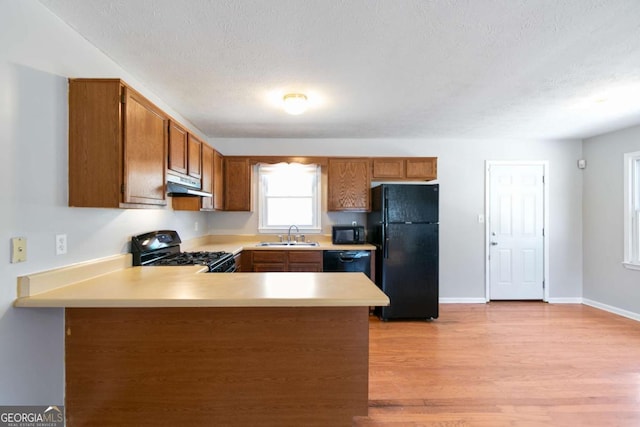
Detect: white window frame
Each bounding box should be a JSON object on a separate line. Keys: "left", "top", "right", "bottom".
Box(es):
{"left": 257, "top": 163, "right": 321, "bottom": 234}
{"left": 623, "top": 151, "right": 640, "bottom": 270}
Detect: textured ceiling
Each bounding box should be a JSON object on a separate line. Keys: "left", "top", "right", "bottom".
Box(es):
{"left": 40, "top": 0, "right": 640, "bottom": 139}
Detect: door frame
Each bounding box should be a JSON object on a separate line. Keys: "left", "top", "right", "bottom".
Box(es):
{"left": 484, "top": 161, "right": 549, "bottom": 302}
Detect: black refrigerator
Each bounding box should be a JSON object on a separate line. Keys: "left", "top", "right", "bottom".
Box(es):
{"left": 367, "top": 184, "right": 439, "bottom": 320}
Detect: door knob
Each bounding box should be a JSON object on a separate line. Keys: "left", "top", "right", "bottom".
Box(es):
{"left": 490, "top": 242, "right": 498, "bottom": 246}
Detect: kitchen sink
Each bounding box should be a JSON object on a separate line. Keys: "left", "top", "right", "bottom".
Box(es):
{"left": 256, "top": 241, "right": 320, "bottom": 247}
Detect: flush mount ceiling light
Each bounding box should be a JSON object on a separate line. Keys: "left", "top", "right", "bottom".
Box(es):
{"left": 283, "top": 93, "right": 308, "bottom": 115}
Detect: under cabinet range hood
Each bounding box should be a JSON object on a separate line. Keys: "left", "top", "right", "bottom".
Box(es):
{"left": 166, "top": 173, "right": 212, "bottom": 197}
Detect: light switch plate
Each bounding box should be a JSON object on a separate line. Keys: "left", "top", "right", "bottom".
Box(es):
{"left": 11, "top": 237, "right": 27, "bottom": 263}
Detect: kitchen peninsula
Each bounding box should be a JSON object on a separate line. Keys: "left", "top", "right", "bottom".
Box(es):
{"left": 15, "top": 257, "right": 388, "bottom": 427}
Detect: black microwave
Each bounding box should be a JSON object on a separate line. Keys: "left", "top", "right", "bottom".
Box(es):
{"left": 332, "top": 225, "right": 365, "bottom": 244}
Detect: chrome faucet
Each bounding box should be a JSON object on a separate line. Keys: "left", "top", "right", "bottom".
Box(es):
{"left": 287, "top": 225, "right": 299, "bottom": 243}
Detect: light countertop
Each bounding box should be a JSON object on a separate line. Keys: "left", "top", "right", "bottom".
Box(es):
{"left": 14, "top": 234, "right": 387, "bottom": 309}
{"left": 15, "top": 268, "right": 388, "bottom": 308}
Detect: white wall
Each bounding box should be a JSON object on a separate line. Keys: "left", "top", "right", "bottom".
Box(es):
{"left": 583, "top": 125, "right": 640, "bottom": 315}
{"left": 0, "top": 1, "right": 210, "bottom": 404}
{"left": 212, "top": 138, "right": 585, "bottom": 301}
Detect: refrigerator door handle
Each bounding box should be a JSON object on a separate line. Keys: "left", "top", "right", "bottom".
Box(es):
{"left": 383, "top": 187, "right": 389, "bottom": 223}
{"left": 383, "top": 224, "right": 389, "bottom": 259}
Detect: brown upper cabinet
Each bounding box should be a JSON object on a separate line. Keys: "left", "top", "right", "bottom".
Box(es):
{"left": 168, "top": 121, "right": 188, "bottom": 176}
{"left": 213, "top": 150, "right": 224, "bottom": 210}
{"left": 372, "top": 157, "right": 437, "bottom": 181}
{"left": 68, "top": 79, "right": 167, "bottom": 208}
{"left": 200, "top": 143, "right": 214, "bottom": 211}
{"left": 172, "top": 143, "right": 225, "bottom": 212}
{"left": 187, "top": 134, "right": 202, "bottom": 179}
{"left": 327, "top": 158, "right": 371, "bottom": 212}
{"left": 168, "top": 120, "right": 202, "bottom": 181}
{"left": 224, "top": 157, "right": 251, "bottom": 211}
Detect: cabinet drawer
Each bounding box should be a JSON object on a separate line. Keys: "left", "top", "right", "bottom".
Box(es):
{"left": 288, "top": 251, "right": 322, "bottom": 263}
{"left": 289, "top": 263, "right": 322, "bottom": 272}
{"left": 252, "top": 251, "right": 286, "bottom": 263}
{"left": 253, "top": 263, "right": 286, "bottom": 272}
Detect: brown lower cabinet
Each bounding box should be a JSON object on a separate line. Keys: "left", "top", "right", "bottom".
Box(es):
{"left": 65, "top": 306, "right": 369, "bottom": 426}
{"left": 288, "top": 251, "right": 324, "bottom": 272}
{"left": 242, "top": 250, "right": 323, "bottom": 272}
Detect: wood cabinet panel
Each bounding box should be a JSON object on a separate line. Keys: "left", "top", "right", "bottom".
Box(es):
{"left": 65, "top": 307, "right": 369, "bottom": 426}
{"left": 187, "top": 134, "right": 202, "bottom": 179}
{"left": 123, "top": 89, "right": 167, "bottom": 205}
{"left": 250, "top": 251, "right": 286, "bottom": 272}
{"left": 69, "top": 79, "right": 167, "bottom": 208}
{"left": 175, "top": 144, "right": 219, "bottom": 211}
{"left": 288, "top": 263, "right": 323, "bottom": 272}
{"left": 289, "top": 250, "right": 323, "bottom": 272}
{"left": 200, "top": 144, "right": 214, "bottom": 210}
{"left": 253, "top": 263, "right": 287, "bottom": 272}
{"left": 213, "top": 150, "right": 224, "bottom": 210}
{"left": 240, "top": 250, "right": 253, "bottom": 272}
{"left": 288, "top": 251, "right": 322, "bottom": 263}
{"left": 244, "top": 250, "right": 323, "bottom": 272}
{"left": 371, "top": 157, "right": 437, "bottom": 181}
{"left": 224, "top": 157, "right": 251, "bottom": 211}
{"left": 372, "top": 158, "right": 405, "bottom": 179}
{"left": 171, "top": 196, "right": 200, "bottom": 211}
{"left": 327, "top": 158, "right": 371, "bottom": 212}
{"left": 168, "top": 121, "right": 188, "bottom": 175}
{"left": 406, "top": 157, "right": 437, "bottom": 180}
{"left": 252, "top": 251, "right": 286, "bottom": 263}
{"left": 168, "top": 123, "right": 201, "bottom": 180}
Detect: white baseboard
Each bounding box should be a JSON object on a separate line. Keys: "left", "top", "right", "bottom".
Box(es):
{"left": 582, "top": 298, "right": 640, "bottom": 322}
{"left": 547, "top": 297, "right": 583, "bottom": 304}
{"left": 440, "top": 298, "right": 487, "bottom": 304}
{"left": 438, "top": 297, "right": 640, "bottom": 322}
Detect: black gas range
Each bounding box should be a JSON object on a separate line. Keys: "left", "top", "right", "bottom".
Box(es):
{"left": 131, "top": 230, "right": 236, "bottom": 273}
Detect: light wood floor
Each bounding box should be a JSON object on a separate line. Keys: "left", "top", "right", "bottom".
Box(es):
{"left": 356, "top": 302, "right": 640, "bottom": 426}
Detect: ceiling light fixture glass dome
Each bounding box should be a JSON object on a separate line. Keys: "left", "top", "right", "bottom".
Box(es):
{"left": 283, "top": 93, "right": 308, "bottom": 115}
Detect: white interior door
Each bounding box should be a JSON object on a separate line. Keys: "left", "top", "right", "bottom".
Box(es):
{"left": 488, "top": 164, "right": 545, "bottom": 300}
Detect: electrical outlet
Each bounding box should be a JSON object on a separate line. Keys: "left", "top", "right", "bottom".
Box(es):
{"left": 194, "top": 221, "right": 199, "bottom": 231}
{"left": 10, "top": 237, "right": 27, "bottom": 263}
{"left": 56, "top": 234, "right": 67, "bottom": 255}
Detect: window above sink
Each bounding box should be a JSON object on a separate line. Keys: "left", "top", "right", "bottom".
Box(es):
{"left": 257, "top": 163, "right": 321, "bottom": 233}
